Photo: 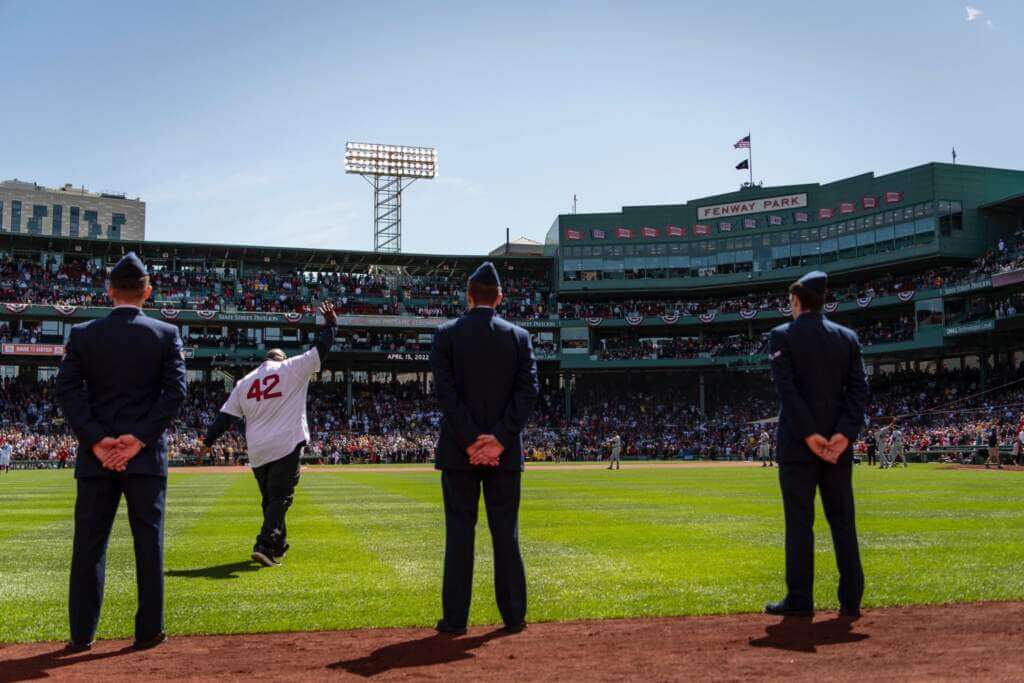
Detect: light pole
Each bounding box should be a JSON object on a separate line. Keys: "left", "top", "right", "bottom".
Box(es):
{"left": 345, "top": 142, "right": 437, "bottom": 253}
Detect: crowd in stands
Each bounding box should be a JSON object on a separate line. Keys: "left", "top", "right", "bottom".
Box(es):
{"left": 558, "top": 228, "right": 1024, "bottom": 321}
{"left": 596, "top": 333, "right": 768, "bottom": 361}
{"left": 527, "top": 380, "right": 777, "bottom": 461}
{"left": 861, "top": 365, "right": 1024, "bottom": 456}
{"left": 994, "top": 293, "right": 1024, "bottom": 319}
{"left": 592, "top": 315, "right": 917, "bottom": 361}
{"left": 851, "top": 317, "right": 916, "bottom": 346}
{"left": 0, "top": 256, "right": 109, "bottom": 307}
{"left": 3, "top": 359, "right": 1023, "bottom": 467}
{"left": 0, "top": 254, "right": 553, "bottom": 320}
{"left": 3, "top": 227, "right": 1022, "bottom": 327}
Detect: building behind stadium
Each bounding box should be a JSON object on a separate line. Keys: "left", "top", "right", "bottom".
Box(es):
{"left": 0, "top": 179, "right": 145, "bottom": 241}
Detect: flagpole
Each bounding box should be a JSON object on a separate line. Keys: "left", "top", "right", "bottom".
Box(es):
{"left": 748, "top": 132, "right": 753, "bottom": 186}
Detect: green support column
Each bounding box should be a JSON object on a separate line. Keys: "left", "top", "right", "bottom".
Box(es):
{"left": 699, "top": 372, "right": 706, "bottom": 417}
{"left": 564, "top": 373, "right": 573, "bottom": 421}
{"left": 345, "top": 370, "right": 353, "bottom": 417}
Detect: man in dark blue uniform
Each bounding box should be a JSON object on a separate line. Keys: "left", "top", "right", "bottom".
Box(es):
{"left": 765, "top": 271, "right": 869, "bottom": 620}
{"left": 430, "top": 262, "right": 539, "bottom": 635}
{"left": 56, "top": 252, "right": 187, "bottom": 652}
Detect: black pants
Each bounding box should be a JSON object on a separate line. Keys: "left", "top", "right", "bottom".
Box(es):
{"left": 70, "top": 475, "right": 166, "bottom": 644}
{"left": 251, "top": 445, "right": 302, "bottom": 554}
{"left": 778, "top": 459, "right": 864, "bottom": 611}
{"left": 866, "top": 450, "right": 876, "bottom": 466}
{"left": 441, "top": 468, "right": 526, "bottom": 629}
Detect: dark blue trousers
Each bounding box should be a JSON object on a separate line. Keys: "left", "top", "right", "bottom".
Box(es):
{"left": 70, "top": 475, "right": 166, "bottom": 644}
{"left": 441, "top": 468, "right": 526, "bottom": 629}
{"left": 778, "top": 460, "right": 864, "bottom": 611}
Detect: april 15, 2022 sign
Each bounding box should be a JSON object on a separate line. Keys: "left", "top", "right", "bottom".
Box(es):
{"left": 697, "top": 193, "right": 808, "bottom": 220}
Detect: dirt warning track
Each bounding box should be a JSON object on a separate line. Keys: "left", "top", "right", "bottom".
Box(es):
{"left": 3, "top": 602, "right": 1023, "bottom": 681}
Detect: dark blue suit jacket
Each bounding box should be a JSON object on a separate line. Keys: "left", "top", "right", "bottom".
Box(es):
{"left": 769, "top": 312, "right": 869, "bottom": 464}
{"left": 430, "top": 307, "right": 539, "bottom": 471}
{"left": 56, "top": 307, "right": 188, "bottom": 478}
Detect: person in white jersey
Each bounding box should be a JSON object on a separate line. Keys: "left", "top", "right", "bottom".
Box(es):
{"left": 0, "top": 439, "right": 12, "bottom": 473}
{"left": 758, "top": 429, "right": 774, "bottom": 467}
{"left": 201, "top": 301, "right": 336, "bottom": 566}
{"left": 606, "top": 433, "right": 622, "bottom": 470}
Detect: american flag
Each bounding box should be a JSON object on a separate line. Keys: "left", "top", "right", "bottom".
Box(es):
{"left": 734, "top": 134, "right": 750, "bottom": 149}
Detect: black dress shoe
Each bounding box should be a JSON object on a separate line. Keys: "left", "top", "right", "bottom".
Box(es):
{"left": 435, "top": 619, "right": 467, "bottom": 636}
{"left": 132, "top": 632, "right": 167, "bottom": 651}
{"left": 252, "top": 547, "right": 280, "bottom": 567}
{"left": 764, "top": 600, "right": 814, "bottom": 617}
{"left": 502, "top": 621, "right": 527, "bottom": 634}
{"left": 839, "top": 607, "right": 861, "bottom": 620}
{"left": 65, "top": 640, "right": 94, "bottom": 653}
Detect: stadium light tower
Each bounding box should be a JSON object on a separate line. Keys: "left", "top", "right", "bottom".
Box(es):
{"left": 345, "top": 142, "right": 437, "bottom": 253}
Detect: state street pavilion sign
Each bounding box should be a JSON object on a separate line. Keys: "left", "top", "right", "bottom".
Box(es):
{"left": 697, "top": 193, "right": 808, "bottom": 220}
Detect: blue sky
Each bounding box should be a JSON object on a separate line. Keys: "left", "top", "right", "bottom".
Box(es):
{"left": 1, "top": 1, "right": 1019, "bottom": 254}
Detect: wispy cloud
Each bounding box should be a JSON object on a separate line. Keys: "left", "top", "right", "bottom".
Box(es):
{"left": 965, "top": 6, "right": 994, "bottom": 29}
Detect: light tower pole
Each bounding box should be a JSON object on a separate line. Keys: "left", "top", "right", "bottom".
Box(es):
{"left": 345, "top": 142, "right": 437, "bottom": 253}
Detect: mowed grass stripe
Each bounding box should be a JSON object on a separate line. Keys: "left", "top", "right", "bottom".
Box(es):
{"left": 0, "top": 473, "right": 75, "bottom": 544}
{"left": 0, "top": 473, "right": 235, "bottom": 643}
{"left": 163, "top": 473, "right": 407, "bottom": 635}
{"left": 2, "top": 466, "right": 1023, "bottom": 643}
{"left": 854, "top": 467, "right": 1024, "bottom": 605}
{"left": 334, "top": 472, "right": 663, "bottom": 623}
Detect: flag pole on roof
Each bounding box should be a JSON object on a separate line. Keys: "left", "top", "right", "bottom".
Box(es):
{"left": 734, "top": 133, "right": 752, "bottom": 186}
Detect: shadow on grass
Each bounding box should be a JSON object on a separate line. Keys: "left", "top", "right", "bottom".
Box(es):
{"left": 165, "top": 560, "right": 262, "bottom": 580}
{"left": 328, "top": 629, "right": 510, "bottom": 677}
{"left": 0, "top": 645, "right": 134, "bottom": 683}
{"left": 749, "top": 616, "right": 869, "bottom": 653}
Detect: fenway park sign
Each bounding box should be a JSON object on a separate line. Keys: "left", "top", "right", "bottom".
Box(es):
{"left": 697, "top": 193, "right": 808, "bottom": 220}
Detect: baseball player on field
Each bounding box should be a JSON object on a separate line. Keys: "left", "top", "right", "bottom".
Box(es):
{"left": 889, "top": 425, "right": 907, "bottom": 468}
{"left": 606, "top": 433, "right": 622, "bottom": 470}
{"left": 1014, "top": 422, "right": 1024, "bottom": 466}
{"left": 758, "top": 429, "right": 773, "bottom": 467}
{"left": 0, "top": 439, "right": 11, "bottom": 473}
{"left": 202, "top": 301, "right": 337, "bottom": 566}
{"left": 876, "top": 423, "right": 892, "bottom": 468}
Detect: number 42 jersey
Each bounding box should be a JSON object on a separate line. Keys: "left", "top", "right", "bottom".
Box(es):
{"left": 220, "top": 347, "right": 321, "bottom": 467}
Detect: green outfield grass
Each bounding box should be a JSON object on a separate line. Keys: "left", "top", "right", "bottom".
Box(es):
{"left": 1, "top": 464, "right": 1023, "bottom": 643}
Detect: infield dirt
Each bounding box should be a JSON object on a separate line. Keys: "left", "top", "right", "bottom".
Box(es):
{"left": 3, "top": 602, "right": 1022, "bottom": 681}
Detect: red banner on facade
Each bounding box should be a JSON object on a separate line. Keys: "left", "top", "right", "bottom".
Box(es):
{"left": 818, "top": 208, "right": 834, "bottom": 219}
{"left": 667, "top": 225, "right": 684, "bottom": 237}
{"left": 2, "top": 343, "right": 65, "bottom": 356}
{"left": 885, "top": 191, "right": 903, "bottom": 204}
{"left": 839, "top": 202, "right": 855, "bottom": 214}
{"left": 693, "top": 224, "right": 710, "bottom": 235}
{"left": 862, "top": 196, "right": 878, "bottom": 209}
{"left": 641, "top": 226, "right": 659, "bottom": 238}
{"left": 616, "top": 227, "right": 633, "bottom": 239}
{"left": 566, "top": 229, "right": 582, "bottom": 240}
